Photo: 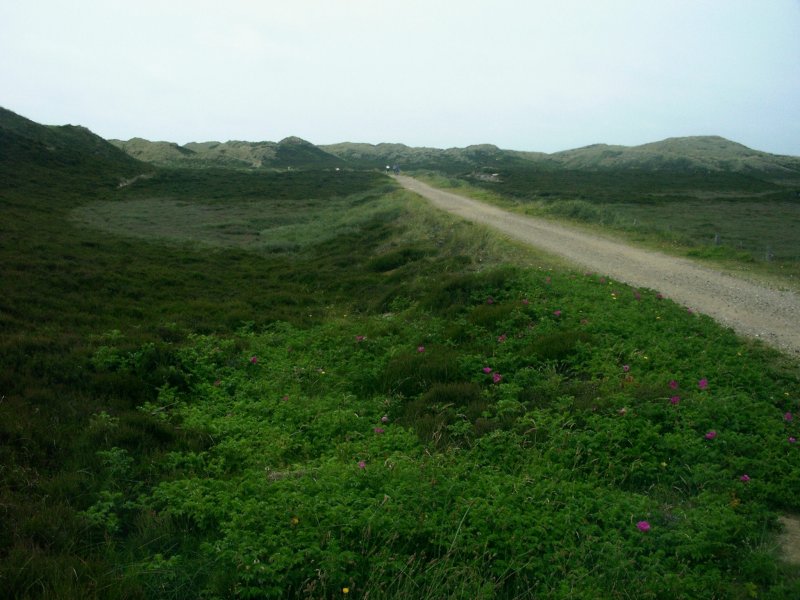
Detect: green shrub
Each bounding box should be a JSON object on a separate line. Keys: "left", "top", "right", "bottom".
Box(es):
{"left": 523, "top": 330, "right": 593, "bottom": 362}
{"left": 423, "top": 266, "right": 520, "bottom": 311}
{"left": 379, "top": 346, "right": 465, "bottom": 396}
{"left": 367, "top": 246, "right": 429, "bottom": 272}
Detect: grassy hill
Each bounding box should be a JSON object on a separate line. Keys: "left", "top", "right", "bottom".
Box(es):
{"left": 110, "top": 136, "right": 346, "bottom": 170}
{"left": 320, "top": 142, "right": 550, "bottom": 172}
{"left": 107, "top": 124, "right": 800, "bottom": 195}
{"left": 551, "top": 136, "right": 800, "bottom": 179}
{"left": 2, "top": 109, "right": 800, "bottom": 598}
{"left": 322, "top": 137, "right": 800, "bottom": 179}
{"left": 0, "top": 107, "right": 145, "bottom": 190}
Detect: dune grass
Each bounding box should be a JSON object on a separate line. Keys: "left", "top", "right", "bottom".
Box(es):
{"left": 416, "top": 173, "right": 800, "bottom": 288}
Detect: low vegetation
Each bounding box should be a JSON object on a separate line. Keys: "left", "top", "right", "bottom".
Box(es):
{"left": 2, "top": 108, "right": 799, "bottom": 598}
{"left": 421, "top": 173, "right": 800, "bottom": 285}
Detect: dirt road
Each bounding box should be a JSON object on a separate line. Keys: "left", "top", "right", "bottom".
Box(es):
{"left": 396, "top": 175, "right": 800, "bottom": 356}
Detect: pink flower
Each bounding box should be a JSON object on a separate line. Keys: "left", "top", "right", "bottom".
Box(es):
{"left": 497, "top": 334, "right": 507, "bottom": 343}
{"left": 522, "top": 298, "right": 529, "bottom": 305}
{"left": 373, "top": 427, "right": 385, "bottom": 435}
{"left": 417, "top": 346, "right": 425, "bottom": 353}
{"left": 492, "top": 372, "right": 503, "bottom": 384}
{"left": 622, "top": 365, "right": 630, "bottom": 373}
{"left": 213, "top": 379, "right": 221, "bottom": 386}
{"left": 636, "top": 521, "right": 651, "bottom": 532}
{"left": 486, "top": 296, "right": 495, "bottom": 305}
{"left": 553, "top": 310, "right": 562, "bottom": 317}
{"left": 358, "top": 460, "right": 366, "bottom": 469}
{"left": 788, "top": 437, "right": 796, "bottom": 444}
{"left": 669, "top": 380, "right": 679, "bottom": 389}
{"left": 740, "top": 474, "right": 750, "bottom": 483}
{"left": 687, "top": 308, "right": 694, "bottom": 315}
{"left": 670, "top": 396, "right": 680, "bottom": 405}
{"left": 784, "top": 412, "right": 793, "bottom": 422}
{"left": 483, "top": 367, "right": 493, "bottom": 374}
{"left": 281, "top": 395, "right": 289, "bottom": 401}
{"left": 705, "top": 430, "right": 717, "bottom": 440}
{"left": 698, "top": 378, "right": 709, "bottom": 390}
{"left": 355, "top": 335, "right": 366, "bottom": 342}
{"left": 249, "top": 356, "right": 258, "bottom": 364}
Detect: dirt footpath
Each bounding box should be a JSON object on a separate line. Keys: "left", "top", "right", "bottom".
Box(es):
{"left": 396, "top": 175, "right": 800, "bottom": 357}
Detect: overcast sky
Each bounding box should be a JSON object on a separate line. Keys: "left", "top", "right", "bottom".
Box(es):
{"left": 2, "top": 0, "right": 799, "bottom": 155}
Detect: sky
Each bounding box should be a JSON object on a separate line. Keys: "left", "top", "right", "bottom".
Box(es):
{"left": 2, "top": 0, "right": 799, "bottom": 155}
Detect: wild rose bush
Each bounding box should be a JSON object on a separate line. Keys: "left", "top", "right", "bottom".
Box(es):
{"left": 87, "top": 269, "right": 800, "bottom": 598}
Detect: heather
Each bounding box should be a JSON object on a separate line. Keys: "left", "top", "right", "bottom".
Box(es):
{"left": 2, "top": 159, "right": 799, "bottom": 597}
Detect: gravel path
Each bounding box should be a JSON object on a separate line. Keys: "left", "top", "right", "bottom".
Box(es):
{"left": 396, "top": 175, "right": 800, "bottom": 357}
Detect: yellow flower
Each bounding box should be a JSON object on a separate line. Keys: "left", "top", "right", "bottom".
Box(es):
{"left": 291, "top": 516, "right": 299, "bottom": 526}
{"left": 343, "top": 587, "right": 350, "bottom": 594}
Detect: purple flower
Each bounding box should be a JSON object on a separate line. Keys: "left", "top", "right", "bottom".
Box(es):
{"left": 553, "top": 310, "right": 562, "bottom": 317}
{"left": 633, "top": 292, "right": 641, "bottom": 301}
{"left": 417, "top": 346, "right": 425, "bottom": 353}
{"left": 788, "top": 437, "right": 796, "bottom": 444}
{"left": 668, "top": 380, "right": 679, "bottom": 389}
{"left": 373, "top": 427, "right": 385, "bottom": 435}
{"left": 670, "top": 396, "right": 680, "bottom": 405}
{"left": 482, "top": 367, "right": 493, "bottom": 374}
{"left": 636, "top": 521, "right": 651, "bottom": 532}
{"left": 705, "top": 430, "right": 717, "bottom": 440}
{"left": 522, "top": 298, "right": 529, "bottom": 305}
{"left": 381, "top": 415, "right": 389, "bottom": 423}
{"left": 357, "top": 460, "right": 366, "bottom": 469}
{"left": 355, "top": 335, "right": 366, "bottom": 342}
{"left": 213, "top": 379, "right": 221, "bottom": 386}
{"left": 497, "top": 334, "right": 507, "bottom": 343}
{"left": 698, "top": 378, "right": 709, "bottom": 390}
{"left": 492, "top": 372, "right": 503, "bottom": 384}
{"left": 249, "top": 355, "right": 258, "bottom": 364}
{"left": 740, "top": 474, "right": 750, "bottom": 483}
{"left": 784, "top": 412, "right": 793, "bottom": 422}
{"left": 486, "top": 296, "right": 495, "bottom": 305}
{"left": 622, "top": 365, "right": 630, "bottom": 373}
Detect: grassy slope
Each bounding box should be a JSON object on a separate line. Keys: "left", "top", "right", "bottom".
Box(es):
{"left": 109, "top": 137, "right": 346, "bottom": 170}
{"left": 418, "top": 173, "right": 800, "bottom": 289}
{"left": 3, "top": 165, "right": 800, "bottom": 598}
{"left": 2, "top": 111, "right": 799, "bottom": 598}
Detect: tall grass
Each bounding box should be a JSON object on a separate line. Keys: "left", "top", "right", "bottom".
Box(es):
{"left": 420, "top": 172, "right": 800, "bottom": 285}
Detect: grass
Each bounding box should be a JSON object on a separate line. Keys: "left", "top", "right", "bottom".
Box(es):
{"left": 416, "top": 173, "right": 800, "bottom": 289}
{"left": 2, "top": 160, "right": 800, "bottom": 598}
